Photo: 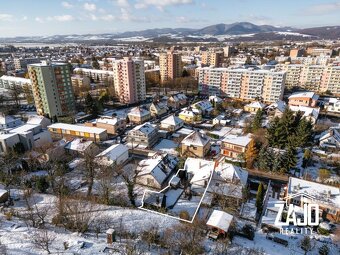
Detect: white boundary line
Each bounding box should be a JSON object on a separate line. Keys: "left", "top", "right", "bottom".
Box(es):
{"left": 139, "top": 163, "right": 215, "bottom": 224}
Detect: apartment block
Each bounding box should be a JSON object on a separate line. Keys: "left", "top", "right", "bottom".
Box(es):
{"left": 201, "top": 51, "right": 224, "bottom": 67}
{"left": 0, "top": 75, "right": 31, "bottom": 89}
{"left": 14, "top": 57, "right": 41, "bottom": 70}
{"left": 73, "top": 67, "right": 114, "bottom": 86}
{"left": 159, "top": 51, "right": 182, "bottom": 82}
{"left": 197, "top": 67, "right": 285, "bottom": 103}
{"left": 276, "top": 64, "right": 340, "bottom": 95}
{"left": 28, "top": 62, "right": 76, "bottom": 118}
{"left": 112, "top": 57, "right": 146, "bottom": 104}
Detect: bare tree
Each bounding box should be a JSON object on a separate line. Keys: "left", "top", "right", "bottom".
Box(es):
{"left": 8, "top": 84, "right": 23, "bottom": 107}
{"left": 162, "top": 218, "right": 207, "bottom": 255}
{"left": 31, "top": 229, "right": 56, "bottom": 254}
{"left": 21, "top": 191, "right": 51, "bottom": 228}
{"left": 55, "top": 196, "right": 94, "bottom": 233}
{"left": 83, "top": 152, "right": 98, "bottom": 197}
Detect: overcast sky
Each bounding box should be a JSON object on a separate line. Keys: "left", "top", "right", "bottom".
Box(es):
{"left": 0, "top": 0, "right": 339, "bottom": 37}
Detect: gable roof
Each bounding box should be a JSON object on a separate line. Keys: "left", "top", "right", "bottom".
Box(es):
{"left": 131, "top": 122, "right": 156, "bottom": 135}
{"left": 161, "top": 115, "right": 183, "bottom": 126}
{"left": 181, "top": 130, "right": 210, "bottom": 147}
{"left": 64, "top": 138, "right": 94, "bottom": 152}
{"left": 245, "top": 101, "right": 266, "bottom": 109}
{"left": 96, "top": 144, "right": 128, "bottom": 163}
{"left": 207, "top": 210, "right": 233, "bottom": 232}
{"left": 289, "top": 91, "right": 318, "bottom": 100}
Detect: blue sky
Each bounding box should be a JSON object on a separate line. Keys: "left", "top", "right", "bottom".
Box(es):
{"left": 0, "top": 0, "right": 339, "bottom": 37}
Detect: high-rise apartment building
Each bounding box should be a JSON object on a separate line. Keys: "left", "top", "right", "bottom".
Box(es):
{"left": 201, "top": 51, "right": 224, "bottom": 67}
{"left": 197, "top": 67, "right": 286, "bottom": 103}
{"left": 28, "top": 62, "right": 75, "bottom": 118}
{"left": 112, "top": 57, "right": 146, "bottom": 104}
{"left": 159, "top": 51, "right": 182, "bottom": 82}
{"left": 276, "top": 64, "right": 340, "bottom": 95}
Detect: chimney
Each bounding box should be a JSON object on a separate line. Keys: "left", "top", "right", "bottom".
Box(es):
{"left": 327, "top": 190, "right": 331, "bottom": 198}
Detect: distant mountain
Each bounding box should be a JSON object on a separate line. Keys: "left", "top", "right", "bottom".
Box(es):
{"left": 0, "top": 22, "right": 339, "bottom": 43}
{"left": 196, "top": 22, "right": 292, "bottom": 35}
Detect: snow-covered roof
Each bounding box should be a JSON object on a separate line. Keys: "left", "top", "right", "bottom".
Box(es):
{"left": 0, "top": 114, "right": 17, "bottom": 125}
{"left": 289, "top": 91, "right": 319, "bottom": 100}
{"left": 131, "top": 122, "right": 155, "bottom": 135}
{"left": 64, "top": 138, "right": 94, "bottom": 152}
{"left": 48, "top": 123, "right": 106, "bottom": 134}
{"left": 0, "top": 75, "right": 31, "bottom": 84}
{"left": 209, "top": 95, "right": 223, "bottom": 103}
{"left": 266, "top": 100, "right": 286, "bottom": 112}
{"left": 26, "top": 115, "right": 49, "bottom": 125}
{"left": 245, "top": 101, "right": 266, "bottom": 109}
{"left": 181, "top": 131, "right": 210, "bottom": 147}
{"left": 288, "top": 177, "right": 340, "bottom": 208}
{"left": 179, "top": 108, "right": 199, "bottom": 117}
{"left": 94, "top": 116, "right": 119, "bottom": 125}
{"left": 192, "top": 100, "right": 213, "bottom": 112}
{"left": 319, "top": 127, "right": 340, "bottom": 143}
{"left": 137, "top": 154, "right": 178, "bottom": 185}
{"left": 215, "top": 163, "right": 248, "bottom": 186}
{"left": 206, "top": 210, "right": 233, "bottom": 232}
{"left": 170, "top": 93, "right": 187, "bottom": 102}
{"left": 150, "top": 102, "right": 167, "bottom": 111}
{"left": 73, "top": 67, "right": 114, "bottom": 75}
{"left": 184, "top": 157, "right": 214, "bottom": 185}
{"left": 161, "top": 115, "right": 183, "bottom": 126}
{"left": 222, "top": 134, "right": 252, "bottom": 147}
{"left": 128, "top": 107, "right": 150, "bottom": 117}
{"left": 289, "top": 105, "right": 320, "bottom": 119}
{"left": 96, "top": 144, "right": 128, "bottom": 161}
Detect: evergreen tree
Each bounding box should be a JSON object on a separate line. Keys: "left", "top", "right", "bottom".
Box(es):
{"left": 252, "top": 109, "right": 263, "bottom": 132}
{"left": 300, "top": 236, "right": 313, "bottom": 254}
{"left": 282, "top": 142, "right": 297, "bottom": 173}
{"left": 255, "top": 183, "right": 265, "bottom": 214}
{"left": 294, "top": 118, "right": 313, "bottom": 148}
{"left": 257, "top": 146, "right": 272, "bottom": 171}
{"left": 319, "top": 244, "right": 329, "bottom": 255}
{"left": 91, "top": 56, "right": 100, "bottom": 70}
{"left": 36, "top": 176, "right": 49, "bottom": 193}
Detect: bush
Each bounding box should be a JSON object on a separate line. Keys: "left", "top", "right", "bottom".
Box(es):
{"left": 242, "top": 224, "right": 255, "bottom": 240}
{"left": 178, "top": 210, "right": 190, "bottom": 220}
{"left": 35, "top": 176, "right": 49, "bottom": 193}
{"left": 317, "top": 227, "right": 330, "bottom": 236}
{"left": 319, "top": 244, "right": 329, "bottom": 255}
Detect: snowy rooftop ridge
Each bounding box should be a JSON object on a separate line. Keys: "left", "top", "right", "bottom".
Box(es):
{"left": 181, "top": 130, "right": 210, "bottom": 147}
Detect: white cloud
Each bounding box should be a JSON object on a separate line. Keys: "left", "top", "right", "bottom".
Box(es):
{"left": 176, "top": 16, "right": 207, "bottom": 24}
{"left": 61, "top": 1, "right": 73, "bottom": 9}
{"left": 304, "top": 2, "right": 340, "bottom": 15}
{"left": 83, "top": 2, "right": 97, "bottom": 11}
{"left": 135, "top": 0, "right": 193, "bottom": 10}
{"left": 35, "top": 17, "right": 44, "bottom": 23}
{"left": 0, "top": 14, "right": 13, "bottom": 21}
{"left": 50, "top": 15, "right": 75, "bottom": 22}
{"left": 116, "top": 0, "right": 130, "bottom": 7}
{"left": 21, "top": 16, "right": 28, "bottom": 21}
{"left": 102, "top": 14, "right": 115, "bottom": 21}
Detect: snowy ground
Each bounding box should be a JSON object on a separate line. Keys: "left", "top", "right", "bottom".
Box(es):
{"left": 233, "top": 229, "right": 340, "bottom": 255}
{"left": 0, "top": 191, "right": 178, "bottom": 255}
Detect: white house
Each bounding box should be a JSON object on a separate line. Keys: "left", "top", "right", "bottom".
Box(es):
{"left": 95, "top": 144, "right": 129, "bottom": 166}
{"left": 135, "top": 153, "right": 178, "bottom": 189}
{"left": 0, "top": 123, "right": 52, "bottom": 155}
{"left": 319, "top": 127, "right": 340, "bottom": 149}
{"left": 26, "top": 115, "right": 51, "bottom": 129}
{"left": 192, "top": 100, "right": 214, "bottom": 115}
{"left": 64, "top": 138, "right": 99, "bottom": 156}
{"left": 325, "top": 98, "right": 340, "bottom": 114}
{"left": 160, "top": 115, "right": 184, "bottom": 131}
